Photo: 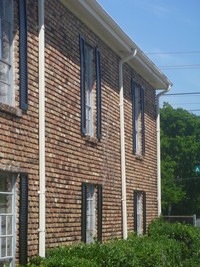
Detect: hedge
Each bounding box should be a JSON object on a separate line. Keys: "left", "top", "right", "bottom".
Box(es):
{"left": 26, "top": 219, "right": 200, "bottom": 267}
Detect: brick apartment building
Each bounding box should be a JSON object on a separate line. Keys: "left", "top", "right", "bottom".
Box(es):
{"left": 0, "top": 0, "right": 172, "bottom": 265}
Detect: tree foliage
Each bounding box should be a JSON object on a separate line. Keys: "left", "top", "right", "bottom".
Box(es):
{"left": 161, "top": 103, "right": 200, "bottom": 215}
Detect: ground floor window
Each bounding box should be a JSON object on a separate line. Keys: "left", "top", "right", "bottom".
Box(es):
{"left": 81, "top": 183, "right": 102, "bottom": 243}
{"left": 134, "top": 190, "right": 146, "bottom": 235}
{"left": 0, "top": 172, "right": 28, "bottom": 267}
{"left": 0, "top": 173, "right": 15, "bottom": 267}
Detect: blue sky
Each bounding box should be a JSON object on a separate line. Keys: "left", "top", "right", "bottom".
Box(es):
{"left": 97, "top": 0, "right": 200, "bottom": 114}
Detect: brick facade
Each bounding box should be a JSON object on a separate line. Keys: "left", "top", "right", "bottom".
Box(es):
{"left": 0, "top": 0, "right": 170, "bottom": 264}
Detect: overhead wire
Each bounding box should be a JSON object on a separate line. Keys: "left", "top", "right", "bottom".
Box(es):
{"left": 187, "top": 110, "right": 200, "bottom": 112}
{"left": 159, "top": 64, "right": 200, "bottom": 70}
{"left": 150, "top": 51, "right": 200, "bottom": 109}
{"left": 146, "top": 50, "right": 200, "bottom": 55}
{"left": 162, "top": 93, "right": 200, "bottom": 111}
{"left": 146, "top": 50, "right": 200, "bottom": 70}
{"left": 172, "top": 102, "right": 200, "bottom": 106}
{"left": 164, "top": 92, "right": 200, "bottom": 96}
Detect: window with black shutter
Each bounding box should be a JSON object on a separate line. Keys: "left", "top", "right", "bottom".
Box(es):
{"left": 79, "top": 35, "right": 102, "bottom": 140}
{"left": 134, "top": 190, "right": 146, "bottom": 235}
{"left": 0, "top": 0, "right": 28, "bottom": 110}
{"left": 19, "top": 0, "right": 28, "bottom": 110}
{"left": 0, "top": 173, "right": 16, "bottom": 266}
{"left": 19, "top": 173, "right": 28, "bottom": 265}
{"left": 0, "top": 0, "right": 13, "bottom": 106}
{"left": 81, "top": 183, "right": 103, "bottom": 243}
{"left": 81, "top": 182, "right": 87, "bottom": 242}
{"left": 131, "top": 80, "right": 145, "bottom": 155}
{"left": 96, "top": 48, "right": 102, "bottom": 141}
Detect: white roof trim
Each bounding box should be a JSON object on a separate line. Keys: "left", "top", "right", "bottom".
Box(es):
{"left": 60, "top": 0, "right": 173, "bottom": 89}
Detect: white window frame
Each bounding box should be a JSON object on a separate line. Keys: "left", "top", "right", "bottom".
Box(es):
{"left": 0, "top": 173, "right": 15, "bottom": 267}
{"left": 135, "top": 84, "right": 141, "bottom": 154}
{"left": 86, "top": 184, "right": 95, "bottom": 243}
{"left": 136, "top": 192, "right": 142, "bottom": 235}
{"left": 0, "top": 0, "right": 13, "bottom": 106}
{"left": 84, "top": 44, "right": 94, "bottom": 136}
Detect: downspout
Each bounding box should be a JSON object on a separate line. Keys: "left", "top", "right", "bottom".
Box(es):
{"left": 156, "top": 85, "right": 171, "bottom": 216}
{"left": 38, "top": 0, "right": 46, "bottom": 257}
{"left": 119, "top": 49, "right": 137, "bottom": 239}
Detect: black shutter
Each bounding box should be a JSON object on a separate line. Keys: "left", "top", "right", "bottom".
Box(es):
{"left": 97, "top": 185, "right": 102, "bottom": 242}
{"left": 81, "top": 183, "right": 87, "bottom": 242}
{"left": 19, "top": 173, "right": 28, "bottom": 265}
{"left": 79, "top": 35, "right": 86, "bottom": 135}
{"left": 141, "top": 88, "right": 145, "bottom": 155}
{"left": 131, "top": 79, "right": 136, "bottom": 154}
{"left": 143, "top": 191, "right": 146, "bottom": 234}
{"left": 134, "top": 190, "right": 138, "bottom": 233}
{"left": 96, "top": 48, "right": 102, "bottom": 141}
{"left": 19, "top": 0, "right": 28, "bottom": 110}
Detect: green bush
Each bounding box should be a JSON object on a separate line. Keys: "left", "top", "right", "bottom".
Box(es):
{"left": 27, "top": 219, "right": 200, "bottom": 267}
{"left": 148, "top": 218, "right": 200, "bottom": 259}
{"left": 127, "top": 234, "right": 183, "bottom": 267}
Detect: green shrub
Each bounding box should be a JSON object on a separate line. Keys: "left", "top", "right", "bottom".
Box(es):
{"left": 44, "top": 256, "right": 98, "bottom": 267}
{"left": 127, "top": 234, "right": 183, "bottom": 267}
{"left": 45, "top": 244, "right": 99, "bottom": 267}
{"left": 29, "top": 256, "right": 45, "bottom": 266}
{"left": 27, "top": 219, "right": 200, "bottom": 267}
{"left": 148, "top": 218, "right": 200, "bottom": 259}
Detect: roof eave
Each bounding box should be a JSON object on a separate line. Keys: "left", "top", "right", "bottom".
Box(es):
{"left": 60, "top": 0, "right": 173, "bottom": 90}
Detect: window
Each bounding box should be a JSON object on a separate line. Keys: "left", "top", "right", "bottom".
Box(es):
{"left": 86, "top": 185, "right": 95, "bottom": 243}
{"left": 0, "top": 173, "right": 15, "bottom": 267}
{"left": 79, "top": 35, "right": 101, "bottom": 140}
{"left": 0, "top": 0, "right": 28, "bottom": 110}
{"left": 134, "top": 190, "right": 146, "bottom": 235}
{"left": 19, "top": 173, "right": 28, "bottom": 266}
{"left": 81, "top": 183, "right": 102, "bottom": 243}
{"left": 0, "top": 173, "right": 28, "bottom": 267}
{"left": 0, "top": 0, "right": 13, "bottom": 106}
{"left": 132, "top": 80, "right": 145, "bottom": 155}
{"left": 85, "top": 44, "right": 94, "bottom": 136}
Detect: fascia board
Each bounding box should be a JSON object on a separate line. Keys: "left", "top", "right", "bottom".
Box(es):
{"left": 133, "top": 54, "right": 172, "bottom": 89}
{"left": 60, "top": 0, "right": 173, "bottom": 89}
{"left": 60, "top": 0, "right": 132, "bottom": 53}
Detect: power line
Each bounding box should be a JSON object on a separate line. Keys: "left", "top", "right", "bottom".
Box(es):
{"left": 159, "top": 64, "right": 200, "bottom": 70}
{"left": 147, "top": 50, "right": 200, "bottom": 55}
{"left": 187, "top": 109, "right": 200, "bottom": 112}
{"left": 173, "top": 102, "right": 200, "bottom": 106}
{"left": 164, "top": 92, "right": 200, "bottom": 96}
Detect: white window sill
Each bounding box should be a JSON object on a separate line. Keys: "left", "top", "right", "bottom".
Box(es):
{"left": 0, "top": 103, "right": 22, "bottom": 117}
{"left": 135, "top": 154, "right": 144, "bottom": 161}
{"left": 84, "top": 135, "right": 98, "bottom": 144}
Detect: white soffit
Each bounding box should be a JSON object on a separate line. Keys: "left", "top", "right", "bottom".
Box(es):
{"left": 60, "top": 0, "right": 173, "bottom": 90}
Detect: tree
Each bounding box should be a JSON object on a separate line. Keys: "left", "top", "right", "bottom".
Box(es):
{"left": 161, "top": 103, "right": 200, "bottom": 216}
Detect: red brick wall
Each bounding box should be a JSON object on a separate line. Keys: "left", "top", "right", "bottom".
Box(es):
{"left": 0, "top": 0, "right": 39, "bottom": 259}
{"left": 123, "top": 64, "right": 158, "bottom": 231}
{"left": 44, "top": 0, "right": 158, "bottom": 247}
{"left": 0, "top": 0, "right": 158, "bottom": 260}
{"left": 44, "top": 0, "right": 123, "bottom": 246}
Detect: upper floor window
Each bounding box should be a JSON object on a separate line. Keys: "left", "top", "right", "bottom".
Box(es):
{"left": 85, "top": 44, "right": 94, "bottom": 136}
{"left": 0, "top": 0, "right": 28, "bottom": 111}
{"left": 0, "top": 0, "right": 13, "bottom": 106}
{"left": 131, "top": 80, "right": 145, "bottom": 155}
{"left": 79, "top": 35, "right": 102, "bottom": 140}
